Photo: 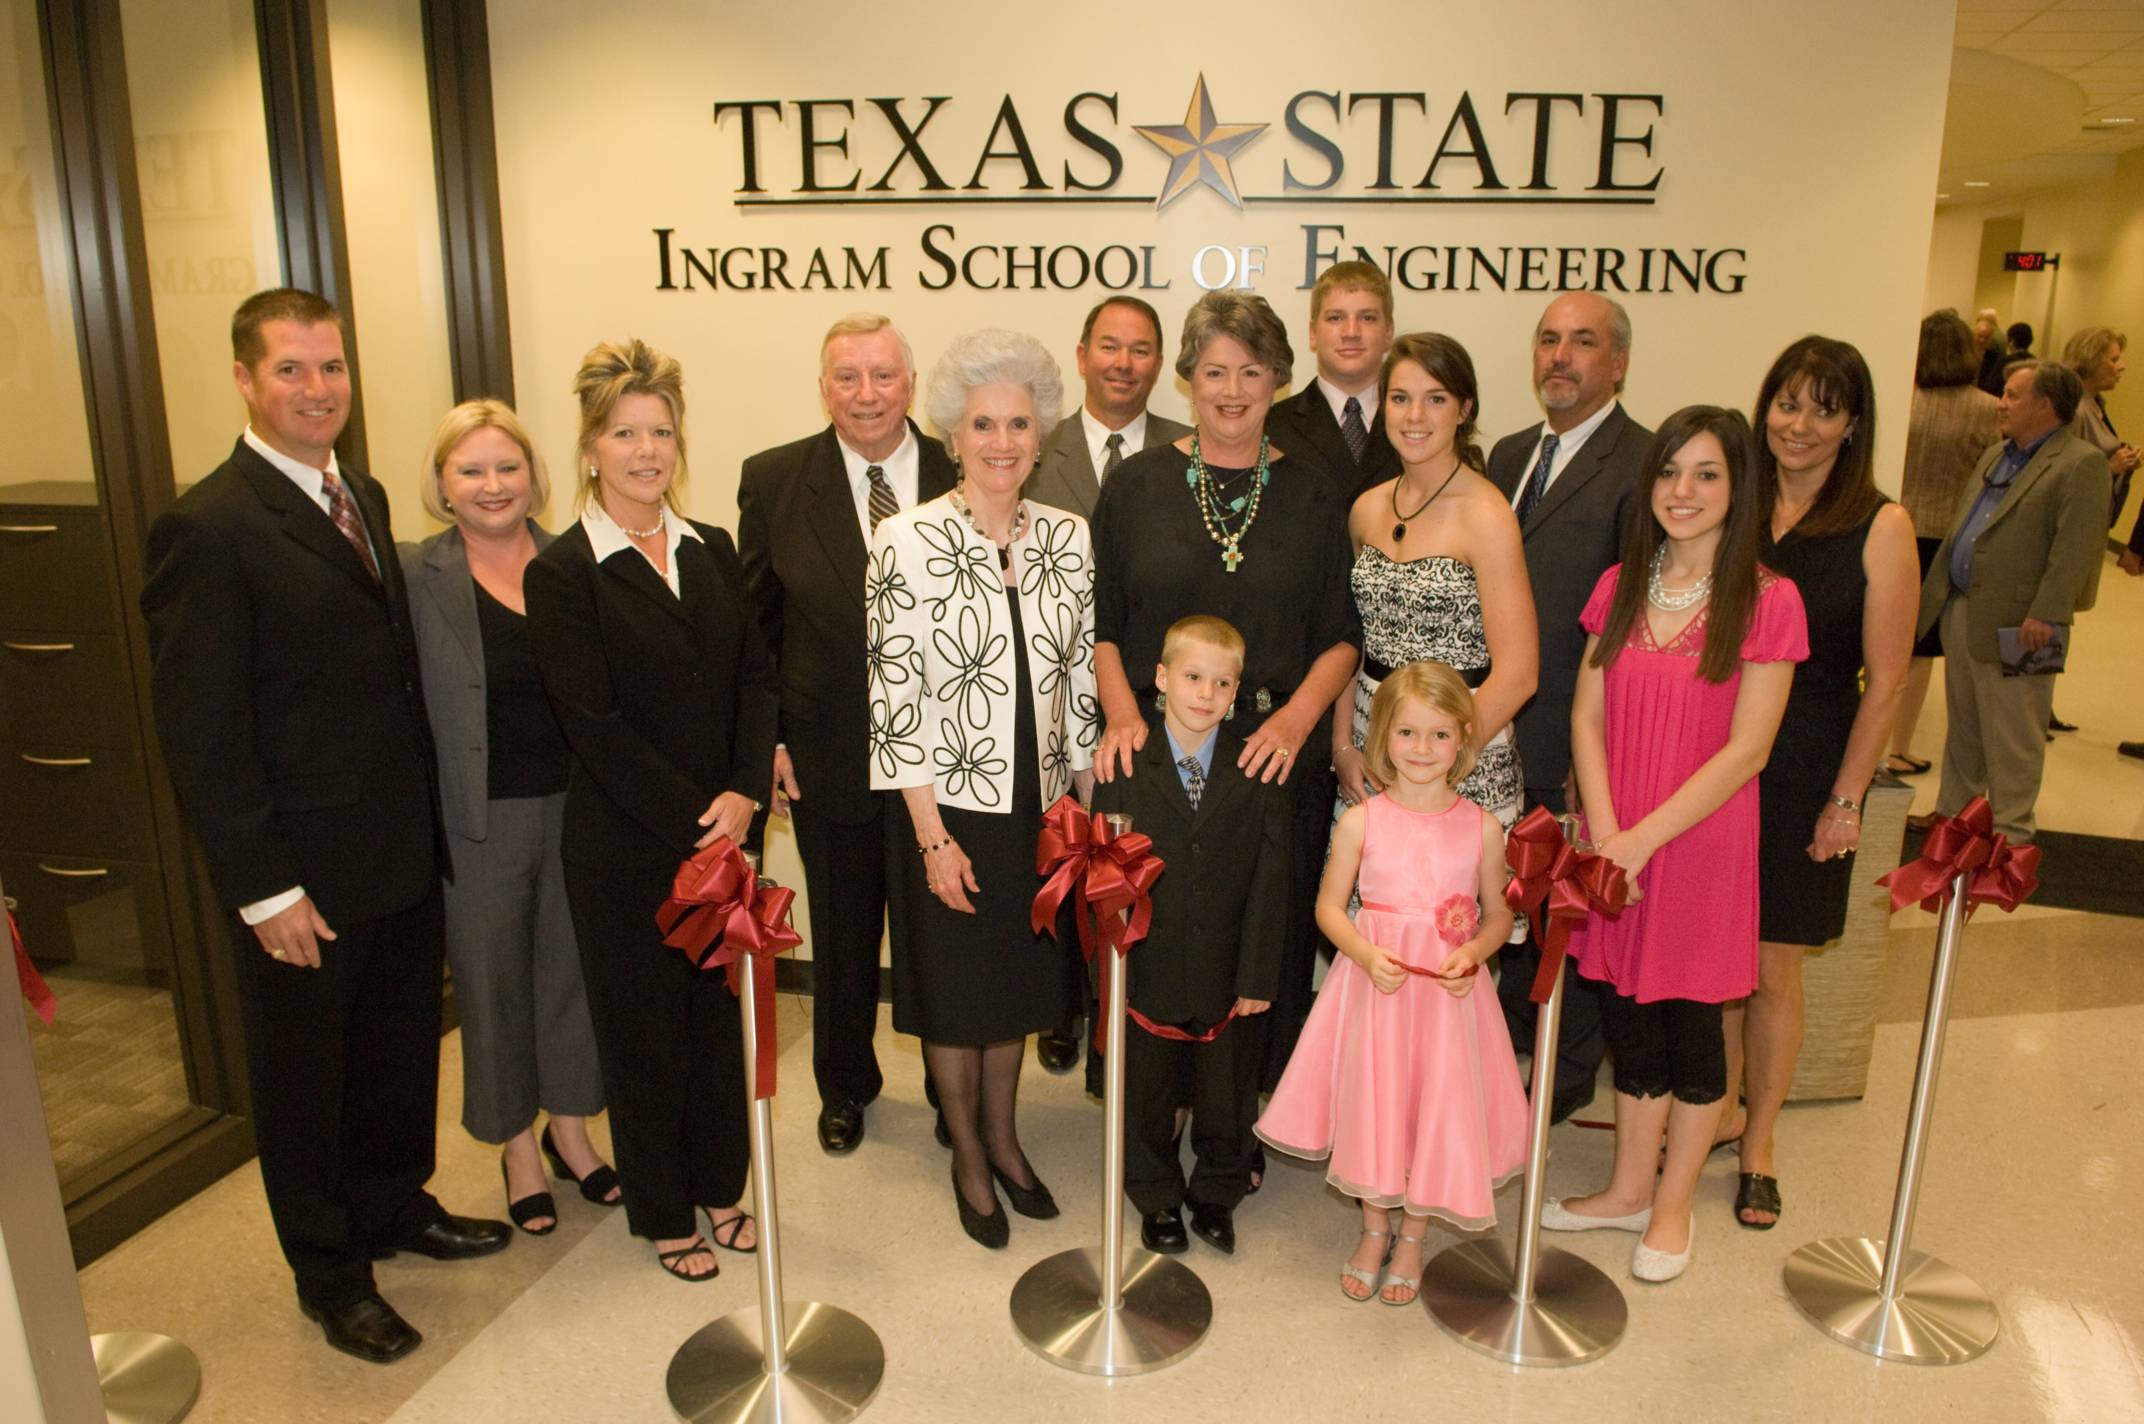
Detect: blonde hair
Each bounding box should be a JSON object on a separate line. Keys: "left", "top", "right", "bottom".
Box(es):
{"left": 1310, "top": 259, "right": 1393, "bottom": 323}
{"left": 1159, "top": 614, "right": 1245, "bottom": 670}
{"left": 420, "top": 399, "right": 548, "bottom": 523}
{"left": 572, "top": 339, "right": 687, "bottom": 513}
{"left": 2062, "top": 325, "right": 2126, "bottom": 383}
{"left": 820, "top": 312, "right": 915, "bottom": 374}
{"left": 1362, "top": 661, "right": 1479, "bottom": 789}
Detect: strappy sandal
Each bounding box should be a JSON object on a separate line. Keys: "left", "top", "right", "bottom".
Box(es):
{"left": 704, "top": 1207, "right": 758, "bottom": 1254}
{"left": 1885, "top": 754, "right": 1932, "bottom": 776}
{"left": 1382, "top": 1228, "right": 1428, "bottom": 1307}
{"left": 1735, "top": 1172, "right": 1782, "bottom": 1230}
{"left": 657, "top": 1236, "right": 718, "bottom": 1282}
{"left": 1340, "top": 1226, "right": 1391, "bottom": 1301}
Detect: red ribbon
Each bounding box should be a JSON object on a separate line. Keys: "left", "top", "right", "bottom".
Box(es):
{"left": 1503, "top": 806, "right": 1629, "bottom": 1004}
{"left": 655, "top": 837, "right": 801, "bottom": 1099}
{"left": 1032, "top": 795, "right": 1167, "bottom": 1049}
{"left": 1878, "top": 796, "right": 2041, "bottom": 919}
{"left": 11, "top": 908, "right": 55, "bottom": 1026}
{"left": 1128, "top": 1004, "right": 1236, "bottom": 1042}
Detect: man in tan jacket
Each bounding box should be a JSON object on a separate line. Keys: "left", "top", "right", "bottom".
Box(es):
{"left": 1916, "top": 360, "right": 2109, "bottom": 840}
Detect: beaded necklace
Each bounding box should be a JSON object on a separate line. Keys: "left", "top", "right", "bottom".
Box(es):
{"left": 948, "top": 484, "right": 1027, "bottom": 569}
{"left": 1186, "top": 431, "right": 1271, "bottom": 573}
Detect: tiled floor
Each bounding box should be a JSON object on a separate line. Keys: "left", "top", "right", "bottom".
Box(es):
{"left": 25, "top": 971, "right": 191, "bottom": 1180}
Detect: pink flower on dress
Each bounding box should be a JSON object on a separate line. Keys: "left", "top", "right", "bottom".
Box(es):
{"left": 1435, "top": 894, "right": 1480, "bottom": 947}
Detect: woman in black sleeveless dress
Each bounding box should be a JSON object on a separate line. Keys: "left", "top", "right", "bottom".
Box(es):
{"left": 1730, "top": 338, "right": 1919, "bottom": 1229}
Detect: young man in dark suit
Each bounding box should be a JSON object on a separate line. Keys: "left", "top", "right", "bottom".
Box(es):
{"left": 1092, "top": 616, "right": 1288, "bottom": 1256}
{"left": 737, "top": 315, "right": 955, "bottom": 1154}
{"left": 1484, "top": 290, "right": 1652, "bottom": 1125}
{"left": 139, "top": 288, "right": 506, "bottom": 1365}
{"left": 1263, "top": 260, "right": 1402, "bottom": 503}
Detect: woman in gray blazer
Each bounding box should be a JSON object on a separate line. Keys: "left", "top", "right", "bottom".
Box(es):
{"left": 401, "top": 400, "right": 614, "bottom": 1236}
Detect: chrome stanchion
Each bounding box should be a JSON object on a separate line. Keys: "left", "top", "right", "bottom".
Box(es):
{"left": 1420, "top": 958, "right": 1627, "bottom": 1365}
{"left": 1783, "top": 869, "right": 1998, "bottom": 1363}
{"left": 667, "top": 858, "right": 885, "bottom": 1423}
{"left": 1010, "top": 812, "right": 1212, "bottom": 1375}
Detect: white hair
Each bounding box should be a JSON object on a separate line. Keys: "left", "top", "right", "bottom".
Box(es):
{"left": 924, "top": 328, "right": 1064, "bottom": 445}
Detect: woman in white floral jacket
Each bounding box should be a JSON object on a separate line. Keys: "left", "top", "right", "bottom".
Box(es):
{"left": 868, "top": 328, "right": 1098, "bottom": 1248}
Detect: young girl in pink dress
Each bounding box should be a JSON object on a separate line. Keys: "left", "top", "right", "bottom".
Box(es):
{"left": 1257, "top": 661, "right": 1528, "bottom": 1307}
{"left": 1540, "top": 406, "right": 1807, "bottom": 1284}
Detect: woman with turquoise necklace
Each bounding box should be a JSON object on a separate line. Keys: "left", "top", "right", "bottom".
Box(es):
{"left": 1091, "top": 290, "right": 1363, "bottom": 1186}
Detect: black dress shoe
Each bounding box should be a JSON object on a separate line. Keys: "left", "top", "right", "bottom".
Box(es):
{"left": 2050, "top": 712, "right": 2078, "bottom": 733}
{"left": 953, "top": 1170, "right": 1009, "bottom": 1249}
{"left": 1141, "top": 1207, "right": 1188, "bottom": 1254}
{"left": 817, "top": 1099, "right": 865, "bottom": 1154}
{"left": 1188, "top": 1200, "right": 1236, "bottom": 1254}
{"left": 1035, "top": 1026, "right": 1080, "bottom": 1074}
{"left": 300, "top": 1293, "right": 421, "bottom": 1364}
{"left": 377, "top": 1214, "right": 511, "bottom": 1261}
{"left": 2121, "top": 741, "right": 2144, "bottom": 761}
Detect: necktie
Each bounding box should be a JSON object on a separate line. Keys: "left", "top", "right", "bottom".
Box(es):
{"left": 1515, "top": 432, "right": 1559, "bottom": 528}
{"left": 1101, "top": 432, "right": 1126, "bottom": 480}
{"left": 319, "top": 469, "right": 380, "bottom": 583}
{"left": 1341, "top": 396, "right": 1369, "bottom": 465}
{"left": 1178, "top": 755, "right": 1205, "bottom": 812}
{"left": 866, "top": 464, "right": 898, "bottom": 532}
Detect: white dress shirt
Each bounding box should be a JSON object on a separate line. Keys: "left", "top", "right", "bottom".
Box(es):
{"left": 1509, "top": 400, "right": 1620, "bottom": 509}
{"left": 1080, "top": 407, "right": 1149, "bottom": 484}
{"left": 1315, "top": 376, "right": 1380, "bottom": 431}
{"left": 836, "top": 425, "right": 920, "bottom": 543}
{"left": 581, "top": 495, "right": 703, "bottom": 598}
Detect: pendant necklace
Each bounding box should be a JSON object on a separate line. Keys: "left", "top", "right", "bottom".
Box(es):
{"left": 1647, "top": 545, "right": 1713, "bottom": 611}
{"left": 1187, "top": 431, "right": 1271, "bottom": 573}
{"left": 1390, "top": 459, "right": 1462, "bottom": 543}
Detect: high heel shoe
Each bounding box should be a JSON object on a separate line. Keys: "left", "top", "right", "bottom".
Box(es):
{"left": 989, "top": 1163, "right": 1059, "bottom": 1220}
{"left": 500, "top": 1153, "right": 556, "bottom": 1236}
{"left": 952, "top": 1169, "right": 1008, "bottom": 1248}
{"left": 541, "top": 1123, "right": 620, "bottom": 1206}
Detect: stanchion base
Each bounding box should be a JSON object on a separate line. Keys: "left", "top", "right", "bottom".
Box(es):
{"left": 1420, "top": 1239, "right": 1627, "bottom": 1367}
{"left": 93, "top": 1332, "right": 200, "bottom": 1424}
{"left": 1009, "top": 1246, "right": 1212, "bottom": 1376}
{"left": 1783, "top": 1237, "right": 1998, "bottom": 1364}
{"left": 666, "top": 1301, "right": 885, "bottom": 1423}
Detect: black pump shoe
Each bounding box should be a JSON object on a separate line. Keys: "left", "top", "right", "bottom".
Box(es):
{"left": 952, "top": 1170, "right": 1009, "bottom": 1248}
{"left": 990, "top": 1163, "right": 1060, "bottom": 1219}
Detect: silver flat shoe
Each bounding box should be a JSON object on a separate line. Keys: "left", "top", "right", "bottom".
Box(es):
{"left": 1381, "top": 1230, "right": 1429, "bottom": 1307}
{"left": 1540, "top": 1198, "right": 1652, "bottom": 1233}
{"left": 1340, "top": 1226, "right": 1391, "bottom": 1302}
{"left": 1631, "top": 1217, "right": 1694, "bottom": 1282}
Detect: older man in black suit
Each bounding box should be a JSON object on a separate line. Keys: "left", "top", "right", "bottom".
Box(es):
{"left": 140, "top": 288, "right": 506, "bottom": 1365}
{"left": 1486, "top": 290, "right": 1653, "bottom": 1124}
{"left": 738, "top": 314, "right": 955, "bottom": 1153}
{"left": 1262, "top": 260, "right": 1403, "bottom": 502}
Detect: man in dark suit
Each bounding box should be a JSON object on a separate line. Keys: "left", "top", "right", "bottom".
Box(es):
{"left": 738, "top": 314, "right": 955, "bottom": 1153}
{"left": 1485, "top": 291, "right": 1653, "bottom": 1124}
{"left": 1263, "top": 259, "right": 1402, "bottom": 503}
{"left": 1024, "top": 296, "right": 1188, "bottom": 1078}
{"left": 140, "top": 288, "right": 506, "bottom": 1366}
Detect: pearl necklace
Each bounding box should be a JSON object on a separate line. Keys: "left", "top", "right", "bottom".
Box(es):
{"left": 1647, "top": 545, "right": 1713, "bottom": 611}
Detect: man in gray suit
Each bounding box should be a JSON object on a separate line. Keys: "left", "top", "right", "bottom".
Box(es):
{"left": 1915, "top": 359, "right": 2108, "bottom": 841}
{"left": 1023, "top": 296, "right": 1189, "bottom": 519}
{"left": 1486, "top": 290, "right": 1652, "bottom": 1124}
{"left": 1026, "top": 296, "right": 1187, "bottom": 1078}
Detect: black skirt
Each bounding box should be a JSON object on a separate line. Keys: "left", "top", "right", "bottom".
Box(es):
{"left": 888, "top": 596, "right": 1073, "bottom": 1043}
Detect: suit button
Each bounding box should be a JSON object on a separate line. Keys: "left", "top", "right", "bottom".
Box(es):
{"left": 1191, "top": 841, "right": 1201, "bottom": 854}
{"left": 404, "top": 680, "right": 415, "bottom": 692}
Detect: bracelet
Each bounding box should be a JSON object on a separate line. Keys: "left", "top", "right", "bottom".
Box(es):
{"left": 1827, "top": 795, "right": 1861, "bottom": 814}
{"left": 917, "top": 835, "right": 952, "bottom": 855}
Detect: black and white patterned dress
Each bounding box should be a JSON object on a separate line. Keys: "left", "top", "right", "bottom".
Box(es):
{"left": 1345, "top": 546, "right": 1524, "bottom": 827}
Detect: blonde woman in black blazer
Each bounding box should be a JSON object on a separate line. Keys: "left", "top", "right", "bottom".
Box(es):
{"left": 527, "top": 341, "right": 778, "bottom": 1282}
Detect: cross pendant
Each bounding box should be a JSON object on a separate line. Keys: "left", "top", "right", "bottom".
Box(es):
{"left": 1222, "top": 542, "right": 1244, "bottom": 573}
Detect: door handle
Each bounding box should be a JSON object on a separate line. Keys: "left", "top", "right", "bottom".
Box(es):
{"left": 37, "top": 863, "right": 110, "bottom": 878}
{"left": 2, "top": 641, "right": 76, "bottom": 653}
{"left": 0, "top": 524, "right": 61, "bottom": 534}
{"left": 19, "top": 753, "right": 93, "bottom": 767}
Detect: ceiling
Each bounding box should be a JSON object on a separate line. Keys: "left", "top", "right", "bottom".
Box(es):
{"left": 1940, "top": 0, "right": 2144, "bottom": 202}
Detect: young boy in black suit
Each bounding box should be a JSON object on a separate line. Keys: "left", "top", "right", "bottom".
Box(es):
{"left": 1092, "top": 615, "right": 1290, "bottom": 1255}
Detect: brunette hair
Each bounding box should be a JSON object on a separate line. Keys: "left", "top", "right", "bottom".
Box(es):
{"left": 232, "top": 287, "right": 340, "bottom": 368}
{"left": 1751, "top": 336, "right": 1882, "bottom": 539}
{"left": 1915, "top": 311, "right": 1978, "bottom": 390}
{"left": 572, "top": 338, "right": 687, "bottom": 513}
{"left": 1362, "top": 660, "right": 1479, "bottom": 789}
{"left": 1159, "top": 614, "right": 1245, "bottom": 669}
{"left": 1310, "top": 259, "right": 1394, "bottom": 323}
{"left": 1591, "top": 406, "right": 1764, "bottom": 684}
{"left": 1380, "top": 332, "right": 1485, "bottom": 471}
{"left": 421, "top": 399, "right": 549, "bottom": 523}
{"left": 1079, "top": 296, "right": 1164, "bottom": 352}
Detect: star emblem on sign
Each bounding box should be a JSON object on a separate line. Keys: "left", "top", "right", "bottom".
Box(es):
{"left": 1134, "top": 75, "right": 1267, "bottom": 210}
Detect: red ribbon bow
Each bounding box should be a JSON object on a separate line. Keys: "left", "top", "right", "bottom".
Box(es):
{"left": 655, "top": 838, "right": 801, "bottom": 1099}
{"left": 1503, "top": 806, "right": 1629, "bottom": 1004}
{"left": 1877, "top": 796, "right": 2041, "bottom": 919}
{"left": 1032, "top": 795, "right": 1167, "bottom": 1049}
{"left": 11, "top": 908, "right": 55, "bottom": 1026}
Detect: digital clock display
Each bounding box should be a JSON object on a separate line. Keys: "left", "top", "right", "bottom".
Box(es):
{"left": 2003, "top": 251, "right": 2057, "bottom": 271}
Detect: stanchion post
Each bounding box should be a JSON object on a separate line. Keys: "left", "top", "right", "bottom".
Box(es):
{"left": 1783, "top": 868, "right": 1999, "bottom": 1363}
{"left": 1009, "top": 811, "right": 1213, "bottom": 1375}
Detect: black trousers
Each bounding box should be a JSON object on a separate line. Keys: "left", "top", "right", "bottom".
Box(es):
{"left": 1124, "top": 1013, "right": 1260, "bottom": 1214}
{"left": 790, "top": 797, "right": 889, "bottom": 1108}
{"left": 1258, "top": 765, "right": 1336, "bottom": 1093}
{"left": 1495, "top": 784, "right": 1607, "bottom": 1108}
{"left": 230, "top": 889, "right": 445, "bottom": 1311}
{"left": 565, "top": 858, "right": 749, "bottom": 1241}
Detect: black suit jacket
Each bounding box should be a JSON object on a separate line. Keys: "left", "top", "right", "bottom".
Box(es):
{"left": 140, "top": 438, "right": 443, "bottom": 927}
{"left": 524, "top": 520, "right": 778, "bottom": 868}
{"left": 1486, "top": 404, "right": 1653, "bottom": 794}
{"left": 737, "top": 421, "right": 955, "bottom": 824}
{"left": 1264, "top": 383, "right": 1402, "bottom": 505}
{"left": 1089, "top": 728, "right": 1289, "bottom": 1025}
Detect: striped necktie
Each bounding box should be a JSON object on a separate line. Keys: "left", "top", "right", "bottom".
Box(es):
{"left": 1516, "top": 432, "right": 1559, "bottom": 528}
{"left": 319, "top": 469, "right": 380, "bottom": 583}
{"left": 866, "top": 464, "right": 898, "bottom": 531}
{"left": 1341, "top": 396, "right": 1369, "bottom": 465}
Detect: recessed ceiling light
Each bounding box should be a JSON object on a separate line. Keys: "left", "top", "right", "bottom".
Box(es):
{"left": 1964, "top": 180, "right": 1992, "bottom": 187}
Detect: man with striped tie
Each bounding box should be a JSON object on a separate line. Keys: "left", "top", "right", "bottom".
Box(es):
{"left": 1485, "top": 291, "right": 1653, "bottom": 1125}
{"left": 738, "top": 314, "right": 955, "bottom": 1155}
{"left": 1262, "top": 260, "right": 1402, "bottom": 504}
